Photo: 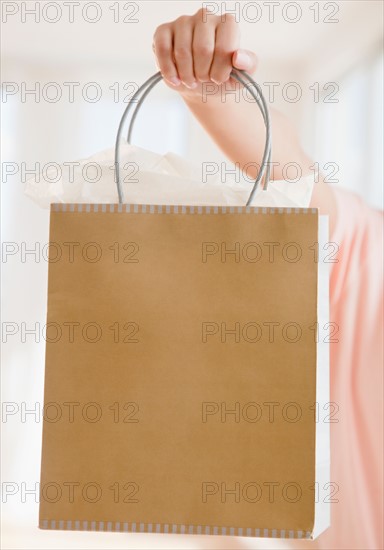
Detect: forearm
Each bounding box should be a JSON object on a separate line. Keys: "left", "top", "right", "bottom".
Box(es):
{"left": 181, "top": 84, "right": 310, "bottom": 181}
{"left": 181, "top": 86, "right": 337, "bottom": 234}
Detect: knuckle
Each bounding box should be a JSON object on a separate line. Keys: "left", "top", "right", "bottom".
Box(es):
{"left": 214, "top": 45, "right": 229, "bottom": 58}
{"left": 153, "top": 23, "right": 168, "bottom": 37}
{"left": 195, "top": 7, "right": 220, "bottom": 24}
{"left": 223, "top": 12, "right": 236, "bottom": 23}
{"left": 156, "top": 41, "right": 170, "bottom": 56}
{"left": 196, "top": 7, "right": 209, "bottom": 17}
{"left": 175, "top": 15, "right": 190, "bottom": 25}
{"left": 194, "top": 44, "right": 213, "bottom": 58}
{"left": 174, "top": 46, "right": 191, "bottom": 59}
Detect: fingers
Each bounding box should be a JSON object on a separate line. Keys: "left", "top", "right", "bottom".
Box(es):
{"left": 192, "top": 18, "right": 216, "bottom": 82}
{"left": 153, "top": 10, "right": 252, "bottom": 90}
{"left": 173, "top": 16, "right": 197, "bottom": 89}
{"left": 210, "top": 15, "right": 240, "bottom": 84}
{"left": 153, "top": 24, "right": 180, "bottom": 87}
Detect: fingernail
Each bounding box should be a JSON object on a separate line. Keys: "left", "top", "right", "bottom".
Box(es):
{"left": 186, "top": 81, "right": 198, "bottom": 89}
{"left": 168, "top": 76, "right": 181, "bottom": 86}
{"left": 235, "top": 50, "right": 251, "bottom": 67}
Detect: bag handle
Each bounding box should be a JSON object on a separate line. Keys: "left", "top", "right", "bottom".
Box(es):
{"left": 114, "top": 69, "right": 272, "bottom": 206}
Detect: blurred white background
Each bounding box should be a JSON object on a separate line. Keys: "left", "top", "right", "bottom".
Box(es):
{"left": 1, "top": 1, "right": 383, "bottom": 549}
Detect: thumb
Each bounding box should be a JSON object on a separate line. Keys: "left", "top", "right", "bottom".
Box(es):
{"left": 232, "top": 49, "right": 258, "bottom": 74}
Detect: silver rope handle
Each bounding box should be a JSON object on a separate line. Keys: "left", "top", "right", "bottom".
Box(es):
{"left": 114, "top": 69, "right": 272, "bottom": 206}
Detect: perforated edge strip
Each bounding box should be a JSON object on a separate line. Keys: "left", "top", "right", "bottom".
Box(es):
{"left": 51, "top": 204, "right": 318, "bottom": 215}
{"left": 39, "top": 519, "right": 312, "bottom": 538}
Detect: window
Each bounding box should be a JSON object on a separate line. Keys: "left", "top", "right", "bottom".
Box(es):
{"left": 313, "top": 50, "right": 383, "bottom": 209}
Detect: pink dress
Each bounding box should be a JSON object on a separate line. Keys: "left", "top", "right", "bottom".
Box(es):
{"left": 292, "top": 187, "right": 383, "bottom": 549}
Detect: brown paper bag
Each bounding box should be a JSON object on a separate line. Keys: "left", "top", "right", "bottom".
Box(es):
{"left": 39, "top": 202, "right": 328, "bottom": 539}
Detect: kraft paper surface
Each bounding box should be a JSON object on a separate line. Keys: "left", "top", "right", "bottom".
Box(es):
{"left": 39, "top": 203, "right": 319, "bottom": 538}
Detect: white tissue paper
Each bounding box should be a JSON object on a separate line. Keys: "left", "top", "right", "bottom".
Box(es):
{"left": 24, "top": 144, "right": 314, "bottom": 208}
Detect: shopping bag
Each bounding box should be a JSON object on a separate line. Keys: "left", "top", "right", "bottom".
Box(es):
{"left": 39, "top": 70, "right": 330, "bottom": 539}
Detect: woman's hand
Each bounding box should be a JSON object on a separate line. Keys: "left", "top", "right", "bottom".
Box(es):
{"left": 152, "top": 8, "right": 258, "bottom": 97}
{"left": 152, "top": 8, "right": 337, "bottom": 231}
